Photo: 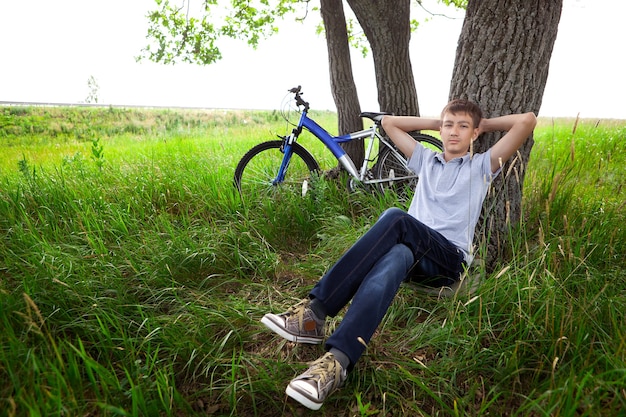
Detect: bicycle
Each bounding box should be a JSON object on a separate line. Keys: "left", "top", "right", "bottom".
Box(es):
{"left": 233, "top": 86, "right": 443, "bottom": 199}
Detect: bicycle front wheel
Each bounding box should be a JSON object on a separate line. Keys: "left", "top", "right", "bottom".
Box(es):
{"left": 375, "top": 133, "right": 443, "bottom": 200}
{"left": 234, "top": 140, "right": 320, "bottom": 198}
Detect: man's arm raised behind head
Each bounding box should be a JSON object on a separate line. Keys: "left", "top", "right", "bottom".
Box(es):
{"left": 478, "top": 112, "right": 537, "bottom": 173}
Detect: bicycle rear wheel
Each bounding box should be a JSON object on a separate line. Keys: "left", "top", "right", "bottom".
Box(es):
{"left": 234, "top": 140, "right": 320, "bottom": 198}
{"left": 375, "top": 133, "right": 443, "bottom": 200}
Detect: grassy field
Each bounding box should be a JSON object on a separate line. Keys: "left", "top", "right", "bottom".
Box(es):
{"left": 1, "top": 106, "right": 625, "bottom": 416}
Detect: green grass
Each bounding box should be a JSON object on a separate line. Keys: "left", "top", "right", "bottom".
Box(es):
{"left": 1, "top": 107, "right": 625, "bottom": 416}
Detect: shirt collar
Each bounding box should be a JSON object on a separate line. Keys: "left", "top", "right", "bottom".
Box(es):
{"left": 434, "top": 152, "right": 471, "bottom": 164}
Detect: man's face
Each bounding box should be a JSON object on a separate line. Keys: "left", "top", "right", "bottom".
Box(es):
{"left": 440, "top": 111, "right": 479, "bottom": 159}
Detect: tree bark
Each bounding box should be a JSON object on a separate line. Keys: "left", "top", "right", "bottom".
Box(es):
{"left": 347, "top": 0, "right": 419, "bottom": 116}
{"left": 449, "top": 0, "right": 562, "bottom": 270}
{"left": 320, "top": 0, "right": 365, "bottom": 169}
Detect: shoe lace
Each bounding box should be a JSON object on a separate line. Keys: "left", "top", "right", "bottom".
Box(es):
{"left": 307, "top": 353, "right": 343, "bottom": 391}
{"left": 286, "top": 299, "right": 310, "bottom": 330}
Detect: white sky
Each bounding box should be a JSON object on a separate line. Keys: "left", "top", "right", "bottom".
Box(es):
{"left": 0, "top": 0, "right": 624, "bottom": 119}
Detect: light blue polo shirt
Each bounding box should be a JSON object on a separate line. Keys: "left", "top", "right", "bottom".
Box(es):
{"left": 406, "top": 144, "right": 500, "bottom": 264}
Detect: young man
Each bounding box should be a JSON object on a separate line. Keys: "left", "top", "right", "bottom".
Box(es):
{"left": 261, "top": 99, "right": 537, "bottom": 410}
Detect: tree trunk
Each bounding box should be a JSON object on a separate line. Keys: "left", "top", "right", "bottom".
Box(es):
{"left": 449, "top": 0, "right": 562, "bottom": 270}
{"left": 347, "top": 0, "right": 419, "bottom": 116}
{"left": 320, "top": 0, "right": 365, "bottom": 169}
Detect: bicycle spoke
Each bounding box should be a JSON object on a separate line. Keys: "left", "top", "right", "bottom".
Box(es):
{"left": 375, "top": 134, "right": 443, "bottom": 202}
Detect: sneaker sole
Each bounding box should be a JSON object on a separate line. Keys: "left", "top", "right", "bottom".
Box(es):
{"left": 286, "top": 383, "right": 323, "bottom": 410}
{"left": 260, "top": 315, "right": 323, "bottom": 344}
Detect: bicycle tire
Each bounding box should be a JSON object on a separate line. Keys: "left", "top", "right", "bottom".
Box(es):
{"left": 234, "top": 140, "right": 320, "bottom": 198}
{"left": 375, "top": 133, "right": 443, "bottom": 200}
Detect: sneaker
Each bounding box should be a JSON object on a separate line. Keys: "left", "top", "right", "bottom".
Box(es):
{"left": 286, "top": 352, "right": 347, "bottom": 410}
{"left": 261, "top": 299, "right": 324, "bottom": 344}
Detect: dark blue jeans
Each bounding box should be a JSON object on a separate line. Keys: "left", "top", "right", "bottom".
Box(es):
{"left": 309, "top": 208, "right": 465, "bottom": 369}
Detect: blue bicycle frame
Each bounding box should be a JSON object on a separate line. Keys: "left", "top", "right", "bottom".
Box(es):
{"left": 274, "top": 109, "right": 366, "bottom": 184}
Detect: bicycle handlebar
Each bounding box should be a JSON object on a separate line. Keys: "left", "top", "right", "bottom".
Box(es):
{"left": 289, "top": 86, "right": 309, "bottom": 111}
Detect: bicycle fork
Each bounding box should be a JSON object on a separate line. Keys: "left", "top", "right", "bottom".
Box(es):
{"left": 274, "top": 133, "right": 297, "bottom": 185}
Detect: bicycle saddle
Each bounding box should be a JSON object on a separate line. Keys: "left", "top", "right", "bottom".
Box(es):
{"left": 359, "top": 112, "right": 393, "bottom": 123}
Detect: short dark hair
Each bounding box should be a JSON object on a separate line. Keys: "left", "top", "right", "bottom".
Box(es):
{"left": 441, "top": 99, "right": 483, "bottom": 128}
